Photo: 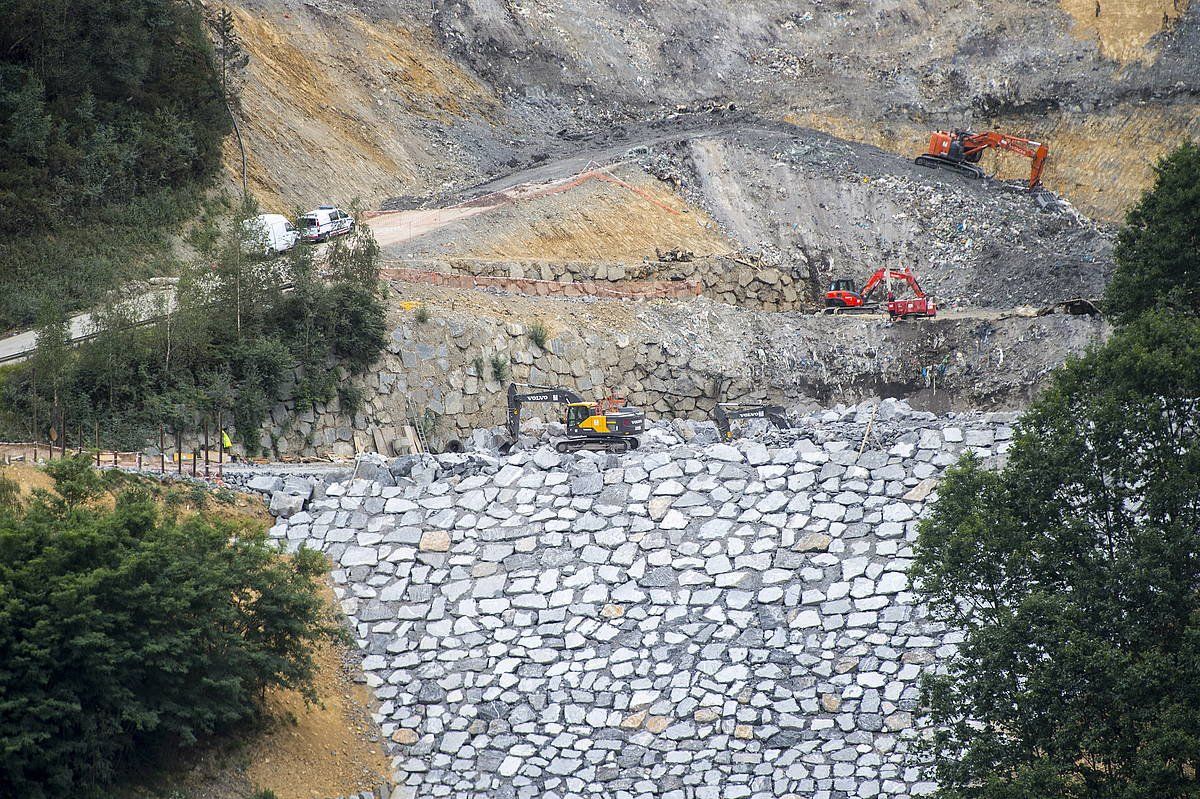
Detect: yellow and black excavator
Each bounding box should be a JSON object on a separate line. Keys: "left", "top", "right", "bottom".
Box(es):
{"left": 713, "top": 402, "right": 790, "bottom": 441}
{"left": 506, "top": 383, "right": 645, "bottom": 453}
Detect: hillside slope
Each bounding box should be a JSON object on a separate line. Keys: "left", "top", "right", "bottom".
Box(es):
{"left": 226, "top": 0, "right": 1198, "bottom": 220}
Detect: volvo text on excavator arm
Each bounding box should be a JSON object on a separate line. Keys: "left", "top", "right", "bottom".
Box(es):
{"left": 915, "top": 129, "right": 1049, "bottom": 189}
{"left": 506, "top": 383, "right": 585, "bottom": 439}
{"left": 713, "top": 403, "right": 790, "bottom": 441}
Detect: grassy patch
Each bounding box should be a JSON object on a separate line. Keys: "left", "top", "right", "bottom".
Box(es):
{"left": 489, "top": 354, "right": 510, "bottom": 383}
{"left": 527, "top": 320, "right": 549, "bottom": 349}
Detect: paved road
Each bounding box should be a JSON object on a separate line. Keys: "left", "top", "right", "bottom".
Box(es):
{"left": 0, "top": 289, "right": 176, "bottom": 365}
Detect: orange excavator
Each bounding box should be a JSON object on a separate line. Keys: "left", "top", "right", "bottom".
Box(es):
{"left": 824, "top": 266, "right": 936, "bottom": 319}
{"left": 915, "top": 129, "right": 1048, "bottom": 189}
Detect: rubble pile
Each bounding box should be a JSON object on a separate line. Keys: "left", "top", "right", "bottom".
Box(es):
{"left": 253, "top": 402, "right": 1016, "bottom": 798}
{"left": 656, "top": 129, "right": 1116, "bottom": 309}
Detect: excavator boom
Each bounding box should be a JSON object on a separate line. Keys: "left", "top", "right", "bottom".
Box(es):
{"left": 714, "top": 403, "right": 790, "bottom": 440}
{"left": 505, "top": 382, "right": 644, "bottom": 452}
{"left": 917, "top": 128, "right": 1049, "bottom": 189}
{"left": 960, "top": 131, "right": 1048, "bottom": 188}
{"left": 506, "top": 383, "right": 584, "bottom": 438}
{"left": 860, "top": 268, "right": 928, "bottom": 302}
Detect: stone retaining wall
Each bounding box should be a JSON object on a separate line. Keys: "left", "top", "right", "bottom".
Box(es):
{"left": 387, "top": 256, "right": 812, "bottom": 312}
{"left": 263, "top": 409, "right": 1012, "bottom": 797}
{"left": 381, "top": 266, "right": 702, "bottom": 301}
{"left": 253, "top": 298, "right": 1101, "bottom": 460}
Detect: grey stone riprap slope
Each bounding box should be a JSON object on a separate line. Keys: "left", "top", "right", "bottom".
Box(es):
{"left": 265, "top": 408, "right": 1013, "bottom": 798}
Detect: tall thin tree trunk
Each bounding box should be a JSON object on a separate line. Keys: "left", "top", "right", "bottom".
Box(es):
{"left": 228, "top": 103, "right": 248, "bottom": 200}
{"left": 164, "top": 307, "right": 171, "bottom": 372}
{"left": 220, "top": 36, "right": 248, "bottom": 200}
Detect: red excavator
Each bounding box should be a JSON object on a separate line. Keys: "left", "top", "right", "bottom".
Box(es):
{"left": 915, "top": 129, "right": 1048, "bottom": 189}
{"left": 824, "top": 267, "right": 936, "bottom": 319}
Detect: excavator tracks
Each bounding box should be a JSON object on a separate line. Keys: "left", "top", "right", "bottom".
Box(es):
{"left": 555, "top": 436, "right": 641, "bottom": 454}
{"left": 914, "top": 154, "right": 985, "bottom": 180}
{"left": 822, "top": 303, "right": 880, "bottom": 315}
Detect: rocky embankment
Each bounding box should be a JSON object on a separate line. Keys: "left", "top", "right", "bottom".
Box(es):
{"left": 247, "top": 284, "right": 1104, "bottom": 459}
{"left": 244, "top": 401, "right": 1015, "bottom": 798}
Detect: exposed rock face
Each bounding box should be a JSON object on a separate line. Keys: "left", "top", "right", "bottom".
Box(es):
{"left": 262, "top": 407, "right": 1015, "bottom": 797}
{"left": 228, "top": 0, "right": 1198, "bottom": 221}
{"left": 252, "top": 285, "right": 1102, "bottom": 458}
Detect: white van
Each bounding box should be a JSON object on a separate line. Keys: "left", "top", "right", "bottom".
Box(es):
{"left": 244, "top": 213, "right": 299, "bottom": 254}
{"left": 298, "top": 205, "right": 355, "bottom": 243}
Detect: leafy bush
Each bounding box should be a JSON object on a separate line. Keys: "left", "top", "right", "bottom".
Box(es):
{"left": 415, "top": 408, "right": 441, "bottom": 440}
{"left": 0, "top": 461, "right": 334, "bottom": 797}
{"left": 527, "top": 320, "right": 549, "bottom": 349}
{"left": 338, "top": 383, "right": 365, "bottom": 417}
{"left": 414, "top": 304, "right": 431, "bottom": 324}
{"left": 0, "top": 0, "right": 231, "bottom": 328}
{"left": 489, "top": 354, "right": 510, "bottom": 383}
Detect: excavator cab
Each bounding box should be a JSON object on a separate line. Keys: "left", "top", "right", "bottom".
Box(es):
{"left": 564, "top": 403, "right": 596, "bottom": 431}
{"left": 826, "top": 278, "right": 863, "bottom": 308}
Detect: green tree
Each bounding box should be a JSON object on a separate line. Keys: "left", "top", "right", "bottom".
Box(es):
{"left": 0, "top": 477, "right": 334, "bottom": 797}
{"left": 1107, "top": 141, "right": 1200, "bottom": 325}
{"left": 208, "top": 6, "right": 249, "bottom": 199}
{"left": 911, "top": 312, "right": 1200, "bottom": 799}
{"left": 41, "top": 454, "right": 109, "bottom": 509}
{"left": 0, "top": 0, "right": 231, "bottom": 329}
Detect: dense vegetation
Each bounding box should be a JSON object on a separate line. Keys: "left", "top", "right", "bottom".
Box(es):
{"left": 0, "top": 0, "right": 386, "bottom": 454}
{"left": 1108, "top": 141, "right": 1200, "bottom": 325}
{"left": 1, "top": 217, "right": 388, "bottom": 455}
{"left": 0, "top": 458, "right": 335, "bottom": 798}
{"left": 913, "top": 142, "right": 1200, "bottom": 799}
{"left": 0, "top": 0, "right": 231, "bottom": 329}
